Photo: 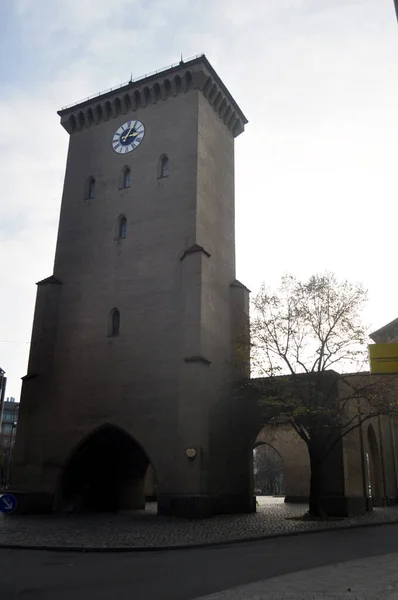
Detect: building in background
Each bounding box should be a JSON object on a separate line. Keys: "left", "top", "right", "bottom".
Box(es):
{"left": 1, "top": 397, "right": 19, "bottom": 439}
{"left": 368, "top": 318, "right": 398, "bottom": 375}
{"left": 0, "top": 368, "right": 6, "bottom": 426}
{"left": 0, "top": 397, "right": 19, "bottom": 488}
{"left": 369, "top": 318, "right": 398, "bottom": 344}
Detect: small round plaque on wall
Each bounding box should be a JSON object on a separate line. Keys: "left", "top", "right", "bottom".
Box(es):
{"left": 186, "top": 448, "right": 197, "bottom": 459}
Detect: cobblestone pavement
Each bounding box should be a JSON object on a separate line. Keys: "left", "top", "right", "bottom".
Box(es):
{"left": 193, "top": 552, "right": 398, "bottom": 599}
{"left": 1, "top": 497, "right": 398, "bottom": 550}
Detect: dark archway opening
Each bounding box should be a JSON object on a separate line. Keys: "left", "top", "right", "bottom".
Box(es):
{"left": 58, "top": 425, "right": 153, "bottom": 513}
{"left": 253, "top": 442, "right": 285, "bottom": 496}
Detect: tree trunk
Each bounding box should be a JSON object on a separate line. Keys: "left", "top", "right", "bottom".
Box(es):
{"left": 308, "top": 449, "right": 324, "bottom": 517}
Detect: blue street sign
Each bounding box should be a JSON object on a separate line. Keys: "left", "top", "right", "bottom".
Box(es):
{"left": 0, "top": 494, "right": 17, "bottom": 514}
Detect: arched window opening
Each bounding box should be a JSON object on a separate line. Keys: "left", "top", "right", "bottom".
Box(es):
{"left": 120, "top": 216, "right": 127, "bottom": 239}
{"left": 86, "top": 176, "right": 96, "bottom": 200}
{"left": 108, "top": 308, "right": 120, "bottom": 337}
{"left": 159, "top": 155, "right": 169, "bottom": 178}
{"left": 116, "top": 214, "right": 127, "bottom": 239}
{"left": 122, "top": 166, "right": 131, "bottom": 188}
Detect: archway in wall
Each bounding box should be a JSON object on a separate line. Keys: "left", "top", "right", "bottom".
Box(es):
{"left": 367, "top": 424, "right": 384, "bottom": 507}
{"left": 253, "top": 424, "right": 311, "bottom": 502}
{"left": 56, "top": 425, "right": 155, "bottom": 513}
{"left": 253, "top": 442, "right": 285, "bottom": 497}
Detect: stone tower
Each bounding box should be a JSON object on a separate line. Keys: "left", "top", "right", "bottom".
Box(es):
{"left": 12, "top": 55, "right": 252, "bottom": 518}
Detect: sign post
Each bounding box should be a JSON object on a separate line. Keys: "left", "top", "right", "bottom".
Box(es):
{"left": 0, "top": 493, "right": 17, "bottom": 514}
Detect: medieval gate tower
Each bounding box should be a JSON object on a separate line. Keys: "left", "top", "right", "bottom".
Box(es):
{"left": 12, "top": 55, "right": 252, "bottom": 518}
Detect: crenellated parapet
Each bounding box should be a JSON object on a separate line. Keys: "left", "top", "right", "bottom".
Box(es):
{"left": 58, "top": 54, "right": 247, "bottom": 138}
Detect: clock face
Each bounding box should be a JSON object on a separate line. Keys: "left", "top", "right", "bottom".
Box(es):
{"left": 112, "top": 120, "right": 145, "bottom": 154}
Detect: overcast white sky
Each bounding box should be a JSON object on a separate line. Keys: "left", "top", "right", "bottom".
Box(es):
{"left": 1, "top": 0, "right": 398, "bottom": 400}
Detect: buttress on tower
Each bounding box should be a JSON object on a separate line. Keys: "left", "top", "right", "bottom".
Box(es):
{"left": 12, "top": 55, "right": 252, "bottom": 518}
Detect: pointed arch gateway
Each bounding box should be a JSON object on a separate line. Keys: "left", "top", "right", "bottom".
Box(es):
{"left": 56, "top": 424, "right": 157, "bottom": 512}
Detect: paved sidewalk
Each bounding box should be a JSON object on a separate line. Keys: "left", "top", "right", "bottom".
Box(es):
{"left": 193, "top": 552, "right": 398, "bottom": 599}
{"left": 1, "top": 497, "right": 398, "bottom": 550}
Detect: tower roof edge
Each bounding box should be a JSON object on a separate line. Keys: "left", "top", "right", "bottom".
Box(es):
{"left": 57, "top": 54, "right": 248, "bottom": 130}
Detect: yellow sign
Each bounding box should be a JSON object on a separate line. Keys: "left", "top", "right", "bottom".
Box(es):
{"left": 369, "top": 344, "right": 398, "bottom": 374}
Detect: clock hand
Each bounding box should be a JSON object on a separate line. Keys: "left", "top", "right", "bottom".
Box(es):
{"left": 121, "top": 129, "right": 140, "bottom": 142}
{"left": 121, "top": 127, "right": 133, "bottom": 142}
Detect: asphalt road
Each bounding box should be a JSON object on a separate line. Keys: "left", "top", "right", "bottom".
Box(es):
{"left": 2, "top": 524, "right": 398, "bottom": 600}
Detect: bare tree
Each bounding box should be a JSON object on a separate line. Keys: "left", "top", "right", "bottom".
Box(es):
{"left": 249, "top": 273, "right": 398, "bottom": 516}
{"left": 253, "top": 444, "right": 284, "bottom": 495}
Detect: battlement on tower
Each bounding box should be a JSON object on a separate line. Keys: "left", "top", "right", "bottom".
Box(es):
{"left": 58, "top": 54, "right": 248, "bottom": 138}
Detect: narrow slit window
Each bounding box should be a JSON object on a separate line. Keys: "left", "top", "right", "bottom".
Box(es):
{"left": 108, "top": 308, "right": 120, "bottom": 337}
{"left": 123, "top": 167, "right": 131, "bottom": 188}
{"left": 160, "top": 155, "right": 169, "bottom": 178}
{"left": 117, "top": 215, "right": 127, "bottom": 239}
{"left": 87, "top": 177, "right": 96, "bottom": 199}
